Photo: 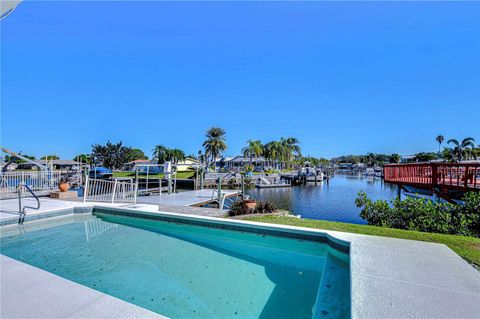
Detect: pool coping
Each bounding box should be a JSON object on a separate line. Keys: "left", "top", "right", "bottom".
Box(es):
{"left": 1, "top": 203, "right": 480, "bottom": 318}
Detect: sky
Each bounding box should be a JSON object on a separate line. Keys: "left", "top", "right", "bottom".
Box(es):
{"left": 1, "top": 1, "right": 479, "bottom": 160}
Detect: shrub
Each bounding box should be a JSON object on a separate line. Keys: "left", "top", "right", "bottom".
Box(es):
{"left": 356, "top": 191, "right": 480, "bottom": 237}
{"left": 228, "top": 200, "right": 277, "bottom": 216}
{"left": 254, "top": 201, "right": 276, "bottom": 214}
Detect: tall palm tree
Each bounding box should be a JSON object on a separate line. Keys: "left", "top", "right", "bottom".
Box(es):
{"left": 280, "top": 137, "right": 301, "bottom": 169}
{"left": 242, "top": 140, "right": 263, "bottom": 165}
{"left": 447, "top": 137, "right": 475, "bottom": 162}
{"left": 203, "top": 127, "right": 227, "bottom": 170}
{"left": 264, "top": 141, "right": 285, "bottom": 171}
{"left": 435, "top": 135, "right": 444, "bottom": 153}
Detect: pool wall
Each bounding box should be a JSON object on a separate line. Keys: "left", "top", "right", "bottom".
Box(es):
{"left": 93, "top": 206, "right": 350, "bottom": 254}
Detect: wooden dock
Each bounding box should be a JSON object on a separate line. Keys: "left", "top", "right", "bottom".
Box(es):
{"left": 384, "top": 163, "right": 480, "bottom": 194}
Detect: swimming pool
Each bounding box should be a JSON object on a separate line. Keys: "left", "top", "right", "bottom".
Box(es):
{"left": 0, "top": 209, "right": 350, "bottom": 318}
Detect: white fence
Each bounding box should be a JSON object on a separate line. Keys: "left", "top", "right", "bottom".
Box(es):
{"left": 0, "top": 170, "right": 63, "bottom": 194}
{"left": 83, "top": 177, "right": 137, "bottom": 204}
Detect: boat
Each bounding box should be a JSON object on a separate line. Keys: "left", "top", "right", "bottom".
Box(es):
{"left": 364, "top": 168, "right": 375, "bottom": 176}
{"left": 301, "top": 166, "right": 324, "bottom": 182}
{"left": 255, "top": 177, "right": 291, "bottom": 188}
{"left": 89, "top": 167, "right": 113, "bottom": 179}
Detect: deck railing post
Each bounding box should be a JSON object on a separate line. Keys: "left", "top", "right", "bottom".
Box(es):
{"left": 431, "top": 163, "right": 438, "bottom": 187}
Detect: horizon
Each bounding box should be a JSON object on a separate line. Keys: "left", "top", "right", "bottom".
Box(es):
{"left": 1, "top": 1, "right": 479, "bottom": 159}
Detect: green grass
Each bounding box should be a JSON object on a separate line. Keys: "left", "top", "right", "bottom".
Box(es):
{"left": 244, "top": 216, "right": 480, "bottom": 267}
{"left": 112, "top": 171, "right": 194, "bottom": 179}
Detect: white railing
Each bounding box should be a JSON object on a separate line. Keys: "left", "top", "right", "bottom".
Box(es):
{"left": 0, "top": 170, "right": 63, "bottom": 194}
{"left": 83, "top": 177, "right": 137, "bottom": 204}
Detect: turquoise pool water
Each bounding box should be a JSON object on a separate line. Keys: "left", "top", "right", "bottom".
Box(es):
{"left": 0, "top": 213, "right": 350, "bottom": 319}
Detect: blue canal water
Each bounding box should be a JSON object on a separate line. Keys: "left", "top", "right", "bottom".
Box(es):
{"left": 246, "top": 171, "right": 401, "bottom": 224}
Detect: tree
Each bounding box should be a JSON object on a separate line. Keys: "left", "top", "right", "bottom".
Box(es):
{"left": 91, "top": 141, "right": 132, "bottom": 169}
{"left": 40, "top": 155, "right": 59, "bottom": 160}
{"left": 414, "top": 152, "right": 439, "bottom": 162}
{"left": 203, "top": 127, "right": 227, "bottom": 169}
{"left": 447, "top": 137, "right": 476, "bottom": 162}
{"left": 4, "top": 154, "right": 35, "bottom": 164}
{"left": 127, "top": 148, "right": 148, "bottom": 162}
{"left": 435, "top": 135, "right": 444, "bottom": 153}
{"left": 153, "top": 145, "right": 169, "bottom": 164}
{"left": 73, "top": 154, "right": 92, "bottom": 165}
{"left": 280, "top": 137, "right": 301, "bottom": 168}
{"left": 152, "top": 145, "right": 185, "bottom": 164}
{"left": 389, "top": 154, "right": 401, "bottom": 164}
{"left": 264, "top": 141, "right": 284, "bottom": 170}
{"left": 169, "top": 148, "right": 186, "bottom": 164}
{"left": 367, "top": 153, "right": 376, "bottom": 166}
{"left": 242, "top": 140, "right": 263, "bottom": 165}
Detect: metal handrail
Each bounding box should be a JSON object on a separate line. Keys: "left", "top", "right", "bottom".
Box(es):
{"left": 17, "top": 183, "right": 40, "bottom": 224}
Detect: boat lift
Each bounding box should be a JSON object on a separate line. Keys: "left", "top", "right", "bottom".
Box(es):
{"left": 1, "top": 147, "right": 48, "bottom": 171}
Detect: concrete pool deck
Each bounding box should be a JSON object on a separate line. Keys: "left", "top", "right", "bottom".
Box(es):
{"left": 1, "top": 200, "right": 479, "bottom": 318}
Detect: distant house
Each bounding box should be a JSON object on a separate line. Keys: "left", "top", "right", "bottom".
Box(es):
{"left": 400, "top": 155, "right": 416, "bottom": 163}
{"left": 222, "top": 156, "right": 267, "bottom": 171}
{"left": 338, "top": 163, "right": 353, "bottom": 170}
{"left": 352, "top": 163, "right": 367, "bottom": 170}
{"left": 175, "top": 158, "right": 200, "bottom": 172}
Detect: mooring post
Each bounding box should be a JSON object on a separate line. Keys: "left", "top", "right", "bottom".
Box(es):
{"left": 241, "top": 174, "right": 245, "bottom": 195}
{"left": 397, "top": 185, "right": 401, "bottom": 200}
{"left": 217, "top": 176, "right": 222, "bottom": 204}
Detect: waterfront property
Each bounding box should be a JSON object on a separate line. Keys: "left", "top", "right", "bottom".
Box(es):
{"left": 1, "top": 199, "right": 479, "bottom": 318}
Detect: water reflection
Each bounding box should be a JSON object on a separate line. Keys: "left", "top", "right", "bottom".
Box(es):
{"left": 246, "top": 172, "right": 400, "bottom": 224}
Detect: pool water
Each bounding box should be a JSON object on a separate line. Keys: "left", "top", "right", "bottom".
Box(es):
{"left": 0, "top": 213, "right": 350, "bottom": 319}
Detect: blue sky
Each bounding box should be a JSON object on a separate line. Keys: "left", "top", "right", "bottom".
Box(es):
{"left": 1, "top": 1, "right": 479, "bottom": 159}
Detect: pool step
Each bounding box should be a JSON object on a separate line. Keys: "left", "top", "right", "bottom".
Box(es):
{"left": 312, "top": 253, "right": 350, "bottom": 319}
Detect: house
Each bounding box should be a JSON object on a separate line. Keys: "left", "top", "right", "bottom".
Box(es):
{"left": 400, "top": 155, "right": 416, "bottom": 163}
{"left": 338, "top": 163, "right": 353, "bottom": 170}
{"left": 175, "top": 158, "right": 200, "bottom": 172}
{"left": 222, "top": 156, "right": 267, "bottom": 171}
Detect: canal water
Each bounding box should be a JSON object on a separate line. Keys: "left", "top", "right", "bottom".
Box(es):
{"left": 245, "top": 171, "right": 401, "bottom": 224}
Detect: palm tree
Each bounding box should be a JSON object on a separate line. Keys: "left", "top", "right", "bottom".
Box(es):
{"left": 264, "top": 141, "right": 285, "bottom": 171}
{"left": 435, "top": 135, "right": 444, "bottom": 153}
{"left": 280, "top": 137, "right": 301, "bottom": 169}
{"left": 203, "top": 127, "right": 227, "bottom": 170}
{"left": 447, "top": 137, "right": 476, "bottom": 162}
{"left": 169, "top": 148, "right": 185, "bottom": 164}
{"left": 242, "top": 140, "right": 263, "bottom": 165}
{"left": 153, "top": 145, "right": 169, "bottom": 164}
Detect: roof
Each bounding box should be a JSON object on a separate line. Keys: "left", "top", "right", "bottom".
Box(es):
{"left": 227, "top": 156, "right": 266, "bottom": 163}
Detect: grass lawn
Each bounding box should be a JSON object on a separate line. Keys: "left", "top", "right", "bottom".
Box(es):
{"left": 245, "top": 216, "right": 480, "bottom": 267}
{"left": 112, "top": 171, "right": 194, "bottom": 179}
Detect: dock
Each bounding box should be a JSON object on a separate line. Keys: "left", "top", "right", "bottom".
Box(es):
{"left": 384, "top": 162, "right": 480, "bottom": 200}
{"left": 135, "top": 189, "right": 241, "bottom": 207}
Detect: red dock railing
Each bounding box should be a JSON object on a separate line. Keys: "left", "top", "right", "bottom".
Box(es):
{"left": 384, "top": 163, "right": 480, "bottom": 191}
